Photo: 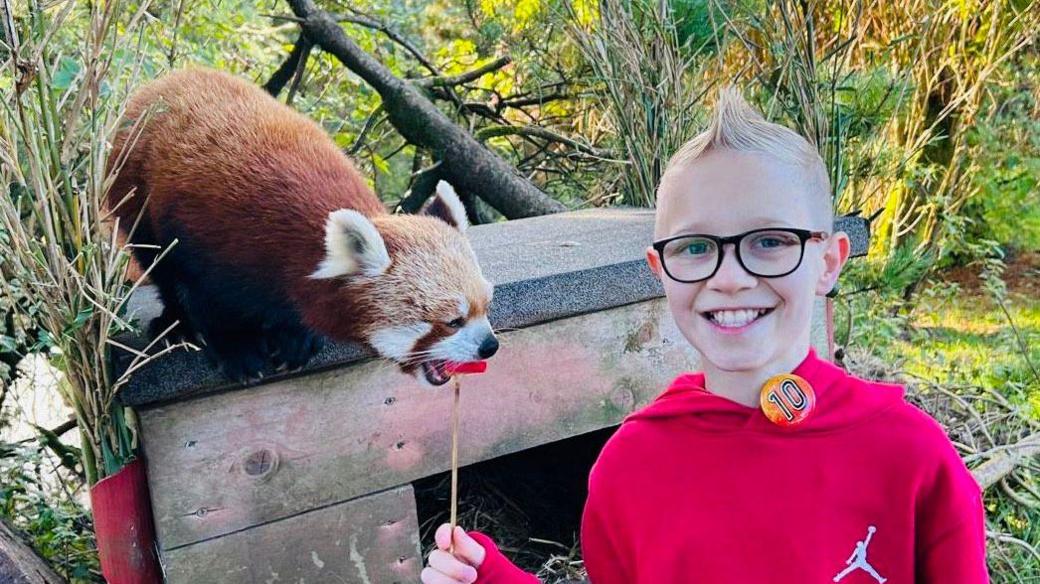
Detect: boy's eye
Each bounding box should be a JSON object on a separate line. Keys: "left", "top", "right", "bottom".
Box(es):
{"left": 685, "top": 242, "right": 710, "bottom": 255}
{"left": 751, "top": 233, "right": 797, "bottom": 250}
{"left": 447, "top": 318, "right": 465, "bottom": 329}
{"left": 662, "top": 237, "right": 716, "bottom": 261}
{"left": 676, "top": 239, "right": 713, "bottom": 256}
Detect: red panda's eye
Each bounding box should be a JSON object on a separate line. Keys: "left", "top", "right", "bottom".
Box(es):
{"left": 447, "top": 318, "right": 465, "bottom": 329}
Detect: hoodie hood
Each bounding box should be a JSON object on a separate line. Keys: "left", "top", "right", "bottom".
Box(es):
{"left": 625, "top": 348, "right": 905, "bottom": 434}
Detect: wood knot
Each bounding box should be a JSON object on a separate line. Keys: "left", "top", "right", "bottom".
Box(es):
{"left": 242, "top": 448, "right": 279, "bottom": 479}
{"left": 610, "top": 384, "right": 637, "bottom": 412}
{"left": 624, "top": 320, "right": 658, "bottom": 352}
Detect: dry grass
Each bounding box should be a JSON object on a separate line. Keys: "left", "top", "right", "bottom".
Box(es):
{"left": 567, "top": 0, "right": 712, "bottom": 207}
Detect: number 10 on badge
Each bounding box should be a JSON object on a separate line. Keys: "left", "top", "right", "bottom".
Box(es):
{"left": 760, "top": 373, "right": 816, "bottom": 427}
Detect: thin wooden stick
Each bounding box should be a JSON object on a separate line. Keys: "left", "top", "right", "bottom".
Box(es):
{"left": 449, "top": 375, "right": 461, "bottom": 554}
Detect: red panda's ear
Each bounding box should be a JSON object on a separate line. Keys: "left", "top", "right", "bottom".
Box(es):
{"left": 310, "top": 210, "right": 391, "bottom": 279}
{"left": 421, "top": 181, "right": 469, "bottom": 232}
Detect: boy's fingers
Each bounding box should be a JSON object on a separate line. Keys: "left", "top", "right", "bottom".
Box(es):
{"left": 451, "top": 526, "right": 487, "bottom": 568}
{"left": 432, "top": 524, "right": 486, "bottom": 568}
{"left": 434, "top": 523, "right": 453, "bottom": 550}
{"left": 428, "top": 550, "right": 478, "bottom": 582}
{"left": 420, "top": 566, "right": 466, "bottom": 584}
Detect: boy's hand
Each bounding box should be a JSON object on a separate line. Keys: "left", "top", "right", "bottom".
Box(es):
{"left": 421, "top": 524, "right": 487, "bottom": 584}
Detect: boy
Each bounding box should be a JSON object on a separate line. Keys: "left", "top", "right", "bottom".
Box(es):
{"left": 421, "top": 89, "right": 988, "bottom": 583}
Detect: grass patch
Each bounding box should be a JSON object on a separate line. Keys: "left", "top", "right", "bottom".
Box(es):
{"left": 904, "top": 288, "right": 1040, "bottom": 418}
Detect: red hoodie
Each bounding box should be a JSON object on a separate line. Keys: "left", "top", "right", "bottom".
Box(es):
{"left": 470, "top": 349, "right": 988, "bottom": 583}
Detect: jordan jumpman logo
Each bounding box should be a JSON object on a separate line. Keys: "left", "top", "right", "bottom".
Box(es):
{"left": 833, "top": 525, "right": 887, "bottom": 583}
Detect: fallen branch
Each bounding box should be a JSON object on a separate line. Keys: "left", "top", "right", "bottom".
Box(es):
{"left": 0, "top": 519, "right": 67, "bottom": 584}
{"left": 972, "top": 432, "right": 1040, "bottom": 490}
{"left": 397, "top": 161, "right": 444, "bottom": 213}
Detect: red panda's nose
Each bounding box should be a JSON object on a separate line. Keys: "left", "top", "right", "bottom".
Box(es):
{"left": 478, "top": 335, "right": 499, "bottom": 359}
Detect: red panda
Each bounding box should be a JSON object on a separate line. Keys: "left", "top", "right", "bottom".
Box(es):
{"left": 107, "top": 68, "right": 497, "bottom": 384}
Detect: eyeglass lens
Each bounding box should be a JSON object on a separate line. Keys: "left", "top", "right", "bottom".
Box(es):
{"left": 660, "top": 230, "right": 804, "bottom": 281}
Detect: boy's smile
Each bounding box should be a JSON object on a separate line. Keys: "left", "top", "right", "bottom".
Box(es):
{"left": 701, "top": 307, "right": 775, "bottom": 332}
{"left": 648, "top": 148, "right": 849, "bottom": 406}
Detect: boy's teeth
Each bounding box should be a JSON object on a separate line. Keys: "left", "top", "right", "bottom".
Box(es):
{"left": 709, "top": 309, "right": 767, "bottom": 327}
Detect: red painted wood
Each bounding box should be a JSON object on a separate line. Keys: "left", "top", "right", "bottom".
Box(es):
{"left": 90, "top": 458, "right": 161, "bottom": 584}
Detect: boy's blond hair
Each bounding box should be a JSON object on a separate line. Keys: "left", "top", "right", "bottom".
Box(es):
{"left": 659, "top": 87, "right": 833, "bottom": 226}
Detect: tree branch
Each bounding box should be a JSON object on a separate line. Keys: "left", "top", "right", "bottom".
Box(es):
{"left": 266, "top": 11, "right": 439, "bottom": 76}
{"left": 476, "top": 124, "right": 614, "bottom": 159}
{"left": 264, "top": 31, "right": 314, "bottom": 97}
{"left": 286, "top": 0, "right": 566, "bottom": 218}
{"left": 0, "top": 519, "right": 67, "bottom": 584}
{"left": 499, "top": 92, "right": 571, "bottom": 110}
{"left": 348, "top": 105, "right": 386, "bottom": 156}
{"left": 397, "top": 162, "right": 444, "bottom": 213}
{"left": 336, "top": 8, "right": 440, "bottom": 76}
{"left": 415, "top": 56, "right": 512, "bottom": 88}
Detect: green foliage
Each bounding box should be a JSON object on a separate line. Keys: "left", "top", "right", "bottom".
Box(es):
{"left": 668, "top": 0, "right": 723, "bottom": 52}
{"left": 833, "top": 244, "right": 934, "bottom": 348}
{"left": 715, "top": 0, "right": 1039, "bottom": 270}
{"left": 0, "top": 275, "right": 37, "bottom": 393}
{"left": 961, "top": 53, "right": 1040, "bottom": 255}
{"left": 0, "top": 443, "right": 100, "bottom": 582}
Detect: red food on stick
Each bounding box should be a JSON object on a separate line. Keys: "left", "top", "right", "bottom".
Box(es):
{"left": 444, "top": 360, "right": 487, "bottom": 375}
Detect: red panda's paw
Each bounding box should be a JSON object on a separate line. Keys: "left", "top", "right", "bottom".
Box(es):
{"left": 269, "top": 326, "right": 325, "bottom": 372}
{"left": 203, "top": 331, "right": 272, "bottom": 384}
{"left": 218, "top": 353, "right": 268, "bottom": 384}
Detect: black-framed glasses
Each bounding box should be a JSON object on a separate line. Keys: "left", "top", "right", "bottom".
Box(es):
{"left": 652, "top": 228, "right": 829, "bottom": 283}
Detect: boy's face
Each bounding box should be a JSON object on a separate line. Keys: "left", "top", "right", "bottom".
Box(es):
{"left": 647, "top": 149, "right": 850, "bottom": 376}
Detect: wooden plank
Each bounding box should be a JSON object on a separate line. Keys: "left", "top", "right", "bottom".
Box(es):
{"left": 140, "top": 297, "right": 831, "bottom": 549}
{"left": 161, "top": 485, "right": 421, "bottom": 584}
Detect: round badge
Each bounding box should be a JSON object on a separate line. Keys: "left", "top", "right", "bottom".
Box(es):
{"left": 759, "top": 374, "right": 816, "bottom": 427}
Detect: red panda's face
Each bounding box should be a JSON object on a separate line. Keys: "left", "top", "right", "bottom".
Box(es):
{"left": 364, "top": 213, "right": 496, "bottom": 386}
{"left": 310, "top": 181, "right": 497, "bottom": 386}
